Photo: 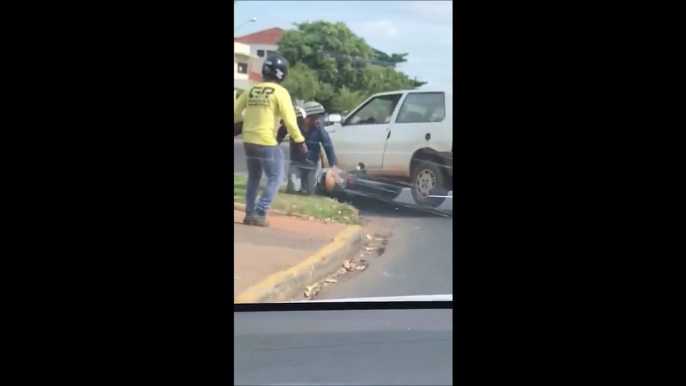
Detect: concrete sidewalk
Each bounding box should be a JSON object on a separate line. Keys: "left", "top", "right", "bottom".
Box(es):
{"left": 234, "top": 210, "right": 361, "bottom": 302}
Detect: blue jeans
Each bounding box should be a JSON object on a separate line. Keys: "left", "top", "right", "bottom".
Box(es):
{"left": 286, "top": 162, "right": 320, "bottom": 194}
{"left": 244, "top": 143, "right": 285, "bottom": 216}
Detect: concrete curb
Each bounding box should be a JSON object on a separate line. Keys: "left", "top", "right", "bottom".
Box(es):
{"left": 234, "top": 224, "right": 363, "bottom": 303}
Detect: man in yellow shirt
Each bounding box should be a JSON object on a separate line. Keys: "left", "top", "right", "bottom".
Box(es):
{"left": 234, "top": 54, "right": 307, "bottom": 227}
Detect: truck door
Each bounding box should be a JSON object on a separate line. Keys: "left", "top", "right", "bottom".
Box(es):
{"left": 328, "top": 93, "right": 403, "bottom": 174}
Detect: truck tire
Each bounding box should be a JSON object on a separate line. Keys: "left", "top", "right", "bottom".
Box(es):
{"left": 410, "top": 160, "right": 448, "bottom": 208}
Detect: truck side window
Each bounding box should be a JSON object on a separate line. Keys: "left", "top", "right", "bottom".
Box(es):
{"left": 346, "top": 94, "right": 402, "bottom": 125}
{"left": 396, "top": 92, "right": 445, "bottom": 123}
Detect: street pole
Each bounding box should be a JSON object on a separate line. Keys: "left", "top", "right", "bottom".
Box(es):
{"left": 235, "top": 17, "right": 257, "bottom": 33}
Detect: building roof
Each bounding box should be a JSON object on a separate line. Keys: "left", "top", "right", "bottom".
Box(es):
{"left": 235, "top": 27, "right": 285, "bottom": 45}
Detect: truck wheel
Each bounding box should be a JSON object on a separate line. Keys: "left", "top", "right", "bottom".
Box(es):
{"left": 410, "top": 160, "right": 448, "bottom": 208}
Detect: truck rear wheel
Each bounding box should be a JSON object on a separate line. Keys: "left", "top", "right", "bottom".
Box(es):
{"left": 410, "top": 160, "right": 448, "bottom": 208}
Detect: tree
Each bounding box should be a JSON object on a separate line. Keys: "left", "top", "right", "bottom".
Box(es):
{"left": 277, "top": 21, "right": 375, "bottom": 91}
{"left": 331, "top": 87, "right": 366, "bottom": 114}
{"left": 277, "top": 21, "right": 426, "bottom": 110}
{"left": 371, "top": 49, "right": 409, "bottom": 67}
{"left": 314, "top": 82, "right": 336, "bottom": 111}
{"left": 355, "top": 66, "right": 426, "bottom": 95}
{"left": 280, "top": 62, "right": 321, "bottom": 102}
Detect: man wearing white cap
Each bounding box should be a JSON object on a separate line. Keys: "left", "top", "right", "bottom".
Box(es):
{"left": 277, "top": 101, "right": 340, "bottom": 195}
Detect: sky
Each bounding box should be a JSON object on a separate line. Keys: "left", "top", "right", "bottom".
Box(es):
{"left": 234, "top": 0, "right": 453, "bottom": 88}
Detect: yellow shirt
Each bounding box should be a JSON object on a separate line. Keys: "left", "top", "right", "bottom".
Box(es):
{"left": 234, "top": 82, "right": 305, "bottom": 146}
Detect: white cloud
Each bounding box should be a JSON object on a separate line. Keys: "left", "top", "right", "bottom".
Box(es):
{"left": 398, "top": 1, "right": 452, "bottom": 25}
{"left": 351, "top": 20, "right": 398, "bottom": 39}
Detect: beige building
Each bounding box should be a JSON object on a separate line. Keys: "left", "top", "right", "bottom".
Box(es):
{"left": 235, "top": 27, "right": 284, "bottom": 70}
{"left": 234, "top": 41, "right": 254, "bottom": 101}
{"left": 235, "top": 28, "right": 285, "bottom": 99}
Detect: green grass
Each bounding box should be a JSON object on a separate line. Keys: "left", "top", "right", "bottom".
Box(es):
{"left": 234, "top": 174, "right": 360, "bottom": 225}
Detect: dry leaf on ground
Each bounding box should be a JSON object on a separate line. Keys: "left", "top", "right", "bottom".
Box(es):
{"left": 343, "top": 259, "right": 359, "bottom": 271}
{"left": 304, "top": 283, "right": 321, "bottom": 298}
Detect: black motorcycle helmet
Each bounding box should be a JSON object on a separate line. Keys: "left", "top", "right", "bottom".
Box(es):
{"left": 262, "top": 54, "right": 289, "bottom": 83}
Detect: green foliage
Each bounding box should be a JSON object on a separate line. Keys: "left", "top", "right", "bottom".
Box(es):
{"left": 276, "top": 21, "right": 428, "bottom": 112}
{"left": 315, "top": 82, "right": 336, "bottom": 111}
{"left": 331, "top": 87, "right": 366, "bottom": 114}
{"left": 277, "top": 21, "right": 374, "bottom": 91}
{"left": 281, "top": 62, "right": 320, "bottom": 102}
{"left": 372, "top": 49, "right": 409, "bottom": 66}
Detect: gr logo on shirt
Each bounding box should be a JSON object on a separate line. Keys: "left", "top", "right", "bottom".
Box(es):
{"left": 247, "top": 86, "right": 275, "bottom": 107}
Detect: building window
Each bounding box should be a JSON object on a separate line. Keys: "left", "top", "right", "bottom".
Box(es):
{"left": 257, "top": 49, "right": 265, "bottom": 57}
{"left": 267, "top": 50, "right": 278, "bottom": 57}
{"left": 237, "top": 62, "right": 248, "bottom": 74}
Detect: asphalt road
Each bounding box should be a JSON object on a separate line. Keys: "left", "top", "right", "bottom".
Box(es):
{"left": 317, "top": 198, "right": 453, "bottom": 299}
{"left": 234, "top": 138, "right": 453, "bottom": 300}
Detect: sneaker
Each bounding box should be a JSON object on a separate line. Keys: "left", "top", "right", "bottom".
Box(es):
{"left": 253, "top": 214, "right": 270, "bottom": 227}
{"left": 243, "top": 215, "right": 256, "bottom": 225}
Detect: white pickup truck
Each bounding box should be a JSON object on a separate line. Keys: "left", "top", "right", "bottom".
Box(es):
{"left": 326, "top": 89, "right": 452, "bottom": 207}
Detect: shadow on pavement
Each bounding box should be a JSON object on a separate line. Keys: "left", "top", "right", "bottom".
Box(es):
{"left": 330, "top": 191, "right": 451, "bottom": 219}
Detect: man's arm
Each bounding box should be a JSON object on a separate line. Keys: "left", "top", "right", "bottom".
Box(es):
{"left": 234, "top": 91, "right": 248, "bottom": 123}
{"left": 275, "top": 124, "right": 288, "bottom": 144}
{"left": 319, "top": 128, "right": 338, "bottom": 167}
{"left": 276, "top": 89, "right": 306, "bottom": 144}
